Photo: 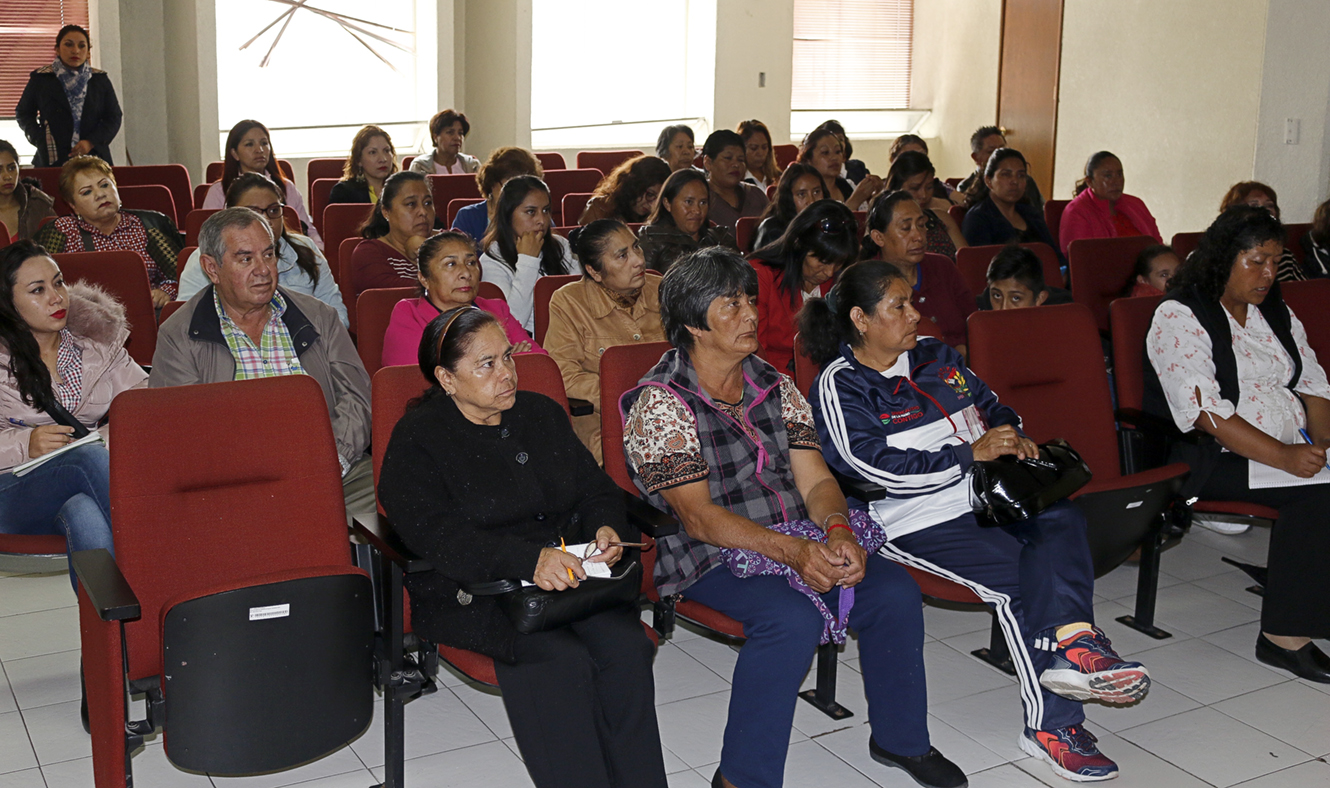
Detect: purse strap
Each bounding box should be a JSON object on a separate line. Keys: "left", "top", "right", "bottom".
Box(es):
{"left": 43, "top": 397, "right": 92, "bottom": 439}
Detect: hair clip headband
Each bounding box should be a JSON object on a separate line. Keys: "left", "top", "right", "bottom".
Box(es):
{"left": 434, "top": 305, "right": 478, "bottom": 362}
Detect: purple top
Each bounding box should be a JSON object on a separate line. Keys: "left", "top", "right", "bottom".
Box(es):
{"left": 380, "top": 296, "right": 546, "bottom": 368}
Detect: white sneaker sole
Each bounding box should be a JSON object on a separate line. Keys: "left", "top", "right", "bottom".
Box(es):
{"left": 1040, "top": 667, "right": 1151, "bottom": 704}
{"left": 1192, "top": 518, "right": 1251, "bottom": 535}
{"left": 1019, "top": 733, "right": 1119, "bottom": 782}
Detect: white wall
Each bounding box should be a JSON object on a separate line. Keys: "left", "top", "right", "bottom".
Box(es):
{"left": 713, "top": 0, "right": 795, "bottom": 146}
{"left": 1253, "top": 0, "right": 1330, "bottom": 224}
{"left": 910, "top": 0, "right": 1003, "bottom": 181}
{"left": 461, "top": 0, "right": 533, "bottom": 158}
{"left": 1055, "top": 0, "right": 1269, "bottom": 239}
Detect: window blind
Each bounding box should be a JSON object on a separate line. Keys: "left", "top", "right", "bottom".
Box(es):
{"left": 0, "top": 0, "right": 90, "bottom": 118}
{"left": 791, "top": 0, "right": 912, "bottom": 111}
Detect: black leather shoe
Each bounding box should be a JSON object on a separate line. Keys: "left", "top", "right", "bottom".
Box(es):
{"left": 710, "top": 767, "right": 725, "bottom": 788}
{"left": 1256, "top": 633, "right": 1330, "bottom": 683}
{"left": 869, "top": 738, "right": 968, "bottom": 788}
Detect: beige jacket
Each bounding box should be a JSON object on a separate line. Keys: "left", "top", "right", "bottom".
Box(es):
{"left": 149, "top": 286, "right": 371, "bottom": 465}
{"left": 544, "top": 275, "right": 665, "bottom": 463}
{"left": 0, "top": 283, "right": 148, "bottom": 471}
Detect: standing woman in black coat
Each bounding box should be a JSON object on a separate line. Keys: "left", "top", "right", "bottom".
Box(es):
{"left": 15, "top": 25, "right": 123, "bottom": 167}
{"left": 377, "top": 305, "right": 667, "bottom": 788}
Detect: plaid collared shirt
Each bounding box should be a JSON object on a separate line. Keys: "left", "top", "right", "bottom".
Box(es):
{"left": 214, "top": 289, "right": 306, "bottom": 381}
{"left": 53, "top": 329, "right": 84, "bottom": 410}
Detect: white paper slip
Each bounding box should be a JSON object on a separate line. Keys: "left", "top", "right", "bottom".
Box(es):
{"left": 12, "top": 432, "right": 105, "bottom": 478}
{"left": 1248, "top": 458, "right": 1330, "bottom": 489}
{"left": 519, "top": 542, "right": 616, "bottom": 586}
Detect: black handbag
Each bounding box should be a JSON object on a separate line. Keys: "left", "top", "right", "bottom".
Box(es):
{"left": 970, "top": 439, "right": 1092, "bottom": 527}
{"left": 464, "top": 559, "right": 642, "bottom": 635}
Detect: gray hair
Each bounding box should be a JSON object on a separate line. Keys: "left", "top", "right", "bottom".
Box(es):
{"left": 198, "top": 206, "right": 272, "bottom": 263}
{"left": 659, "top": 246, "right": 758, "bottom": 350}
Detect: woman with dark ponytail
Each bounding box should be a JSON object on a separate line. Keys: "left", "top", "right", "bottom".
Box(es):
{"left": 377, "top": 304, "right": 667, "bottom": 788}
{"left": 802, "top": 260, "right": 1149, "bottom": 783}
{"left": 0, "top": 241, "right": 147, "bottom": 591}
{"left": 349, "top": 170, "right": 437, "bottom": 300}
{"left": 480, "top": 175, "right": 576, "bottom": 332}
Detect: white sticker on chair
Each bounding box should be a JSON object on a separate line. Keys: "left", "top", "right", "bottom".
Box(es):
{"left": 249, "top": 604, "right": 290, "bottom": 621}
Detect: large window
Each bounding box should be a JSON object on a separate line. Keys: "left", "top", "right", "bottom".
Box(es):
{"left": 791, "top": 0, "right": 920, "bottom": 138}
{"left": 530, "top": 0, "right": 708, "bottom": 149}
{"left": 0, "top": 0, "right": 90, "bottom": 159}
{"left": 215, "top": 0, "right": 437, "bottom": 158}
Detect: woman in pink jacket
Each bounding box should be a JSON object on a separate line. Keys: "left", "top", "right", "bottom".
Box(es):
{"left": 1057, "top": 151, "right": 1161, "bottom": 256}
{"left": 0, "top": 240, "right": 147, "bottom": 590}
{"left": 380, "top": 230, "right": 545, "bottom": 368}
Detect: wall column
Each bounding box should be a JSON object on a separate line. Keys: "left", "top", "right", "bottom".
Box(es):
{"left": 461, "top": 0, "right": 532, "bottom": 160}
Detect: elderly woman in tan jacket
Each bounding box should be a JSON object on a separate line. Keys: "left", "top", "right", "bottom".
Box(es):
{"left": 0, "top": 241, "right": 147, "bottom": 590}
{"left": 546, "top": 219, "right": 666, "bottom": 463}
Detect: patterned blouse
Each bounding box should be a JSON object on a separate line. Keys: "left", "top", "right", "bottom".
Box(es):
{"left": 1146, "top": 300, "right": 1330, "bottom": 444}
{"left": 923, "top": 208, "right": 957, "bottom": 260}
{"left": 625, "top": 375, "right": 820, "bottom": 494}
{"left": 54, "top": 329, "right": 84, "bottom": 410}
{"left": 36, "top": 211, "right": 181, "bottom": 298}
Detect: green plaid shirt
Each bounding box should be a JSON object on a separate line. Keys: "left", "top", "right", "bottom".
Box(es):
{"left": 214, "top": 289, "right": 307, "bottom": 381}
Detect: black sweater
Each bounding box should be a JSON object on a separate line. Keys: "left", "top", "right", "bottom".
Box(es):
{"left": 15, "top": 67, "right": 122, "bottom": 166}
{"left": 377, "top": 390, "right": 632, "bottom": 663}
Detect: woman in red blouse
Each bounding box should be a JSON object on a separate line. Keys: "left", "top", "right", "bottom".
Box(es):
{"left": 348, "top": 171, "right": 435, "bottom": 301}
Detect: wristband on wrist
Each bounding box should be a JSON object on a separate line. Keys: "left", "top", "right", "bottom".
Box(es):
{"left": 826, "top": 522, "right": 853, "bottom": 537}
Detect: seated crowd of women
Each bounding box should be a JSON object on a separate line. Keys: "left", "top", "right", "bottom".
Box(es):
{"left": 6, "top": 111, "right": 1330, "bottom": 788}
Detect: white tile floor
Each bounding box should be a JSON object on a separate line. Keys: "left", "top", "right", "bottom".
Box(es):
{"left": 2, "top": 525, "right": 1328, "bottom": 788}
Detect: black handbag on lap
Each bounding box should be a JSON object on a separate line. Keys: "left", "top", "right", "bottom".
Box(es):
{"left": 970, "top": 439, "right": 1092, "bottom": 527}
{"left": 464, "top": 559, "right": 642, "bottom": 635}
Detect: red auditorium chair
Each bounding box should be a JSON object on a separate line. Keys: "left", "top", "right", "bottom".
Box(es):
{"left": 1170, "top": 231, "right": 1202, "bottom": 261}
{"left": 427, "top": 174, "right": 481, "bottom": 216}
{"left": 599, "top": 341, "right": 857, "bottom": 718}
{"left": 1068, "top": 235, "right": 1156, "bottom": 333}
{"left": 577, "top": 150, "right": 641, "bottom": 173}
{"left": 192, "top": 183, "right": 210, "bottom": 209}
{"left": 1280, "top": 279, "right": 1330, "bottom": 359}
{"left": 22, "top": 167, "right": 62, "bottom": 206}
{"left": 736, "top": 216, "right": 760, "bottom": 253}
{"left": 1110, "top": 294, "right": 1279, "bottom": 545}
{"left": 309, "top": 178, "right": 339, "bottom": 235}
{"left": 478, "top": 282, "right": 506, "bottom": 301}
{"left": 532, "top": 274, "right": 580, "bottom": 345}
{"left": 561, "top": 192, "right": 595, "bottom": 226}
{"left": 112, "top": 165, "right": 191, "bottom": 226}
{"left": 116, "top": 184, "right": 176, "bottom": 224}
{"left": 1044, "top": 199, "right": 1069, "bottom": 251}
{"left": 956, "top": 242, "right": 1064, "bottom": 298}
{"left": 183, "top": 210, "right": 214, "bottom": 247}
{"left": 948, "top": 204, "right": 967, "bottom": 228}
{"left": 305, "top": 158, "right": 346, "bottom": 195}
{"left": 447, "top": 197, "right": 484, "bottom": 226}
{"left": 350, "top": 362, "right": 663, "bottom": 766}
{"left": 53, "top": 251, "right": 157, "bottom": 366}
{"left": 773, "top": 144, "right": 799, "bottom": 170}
{"left": 204, "top": 159, "right": 293, "bottom": 183}
{"left": 76, "top": 376, "right": 381, "bottom": 787}
{"left": 356, "top": 286, "right": 416, "bottom": 375}
{"left": 544, "top": 169, "right": 604, "bottom": 225}
{"left": 323, "top": 204, "right": 374, "bottom": 275}
{"left": 534, "top": 151, "right": 566, "bottom": 170}
{"left": 1283, "top": 222, "right": 1311, "bottom": 264}
{"left": 158, "top": 300, "right": 186, "bottom": 325}
{"left": 401, "top": 155, "right": 415, "bottom": 170}
{"left": 174, "top": 246, "right": 195, "bottom": 286}
{"left": 337, "top": 236, "right": 363, "bottom": 330}
{"left": 766, "top": 184, "right": 777, "bottom": 201}
{"left": 969, "top": 303, "right": 1190, "bottom": 638}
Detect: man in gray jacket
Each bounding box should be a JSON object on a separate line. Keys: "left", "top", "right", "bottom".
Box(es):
{"left": 150, "top": 207, "right": 374, "bottom": 516}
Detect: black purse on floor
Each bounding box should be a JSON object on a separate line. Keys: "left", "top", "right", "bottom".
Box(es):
{"left": 464, "top": 559, "right": 642, "bottom": 635}
{"left": 970, "top": 439, "right": 1092, "bottom": 527}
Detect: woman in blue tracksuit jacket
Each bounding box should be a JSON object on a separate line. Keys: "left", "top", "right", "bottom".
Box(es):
{"left": 798, "top": 260, "right": 1151, "bottom": 784}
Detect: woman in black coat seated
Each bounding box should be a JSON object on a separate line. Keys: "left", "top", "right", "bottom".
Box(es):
{"left": 376, "top": 306, "right": 667, "bottom": 788}
{"left": 961, "top": 148, "right": 1063, "bottom": 267}
{"left": 15, "top": 25, "right": 122, "bottom": 166}
{"left": 1145, "top": 205, "right": 1330, "bottom": 683}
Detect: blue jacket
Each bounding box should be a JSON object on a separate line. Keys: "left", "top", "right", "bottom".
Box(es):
{"left": 809, "top": 338, "right": 1023, "bottom": 539}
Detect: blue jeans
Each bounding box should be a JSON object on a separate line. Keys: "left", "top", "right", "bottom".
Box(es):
{"left": 684, "top": 555, "right": 929, "bottom": 788}
{"left": 0, "top": 444, "right": 113, "bottom": 592}
{"left": 887, "top": 501, "right": 1096, "bottom": 732}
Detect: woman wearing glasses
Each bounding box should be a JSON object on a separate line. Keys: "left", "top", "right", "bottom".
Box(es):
{"left": 749, "top": 200, "right": 858, "bottom": 375}
{"left": 177, "top": 173, "right": 346, "bottom": 325}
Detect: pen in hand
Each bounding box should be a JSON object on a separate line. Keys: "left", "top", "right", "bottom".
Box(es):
{"left": 559, "top": 537, "right": 576, "bottom": 583}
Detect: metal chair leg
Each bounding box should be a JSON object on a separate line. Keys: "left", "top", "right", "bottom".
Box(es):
{"left": 797, "top": 642, "right": 854, "bottom": 720}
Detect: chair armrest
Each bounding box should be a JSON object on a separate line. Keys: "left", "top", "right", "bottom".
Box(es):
{"left": 568, "top": 398, "right": 594, "bottom": 417}
{"left": 1115, "top": 408, "right": 1210, "bottom": 446}
{"left": 71, "top": 548, "right": 140, "bottom": 622}
{"left": 833, "top": 470, "right": 886, "bottom": 502}
{"left": 621, "top": 489, "right": 679, "bottom": 538}
{"left": 351, "top": 512, "right": 433, "bottom": 574}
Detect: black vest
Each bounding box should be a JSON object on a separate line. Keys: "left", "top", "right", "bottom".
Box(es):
{"left": 1141, "top": 283, "right": 1302, "bottom": 495}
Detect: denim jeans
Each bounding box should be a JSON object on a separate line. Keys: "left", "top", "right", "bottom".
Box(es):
{"left": 0, "top": 443, "right": 113, "bottom": 592}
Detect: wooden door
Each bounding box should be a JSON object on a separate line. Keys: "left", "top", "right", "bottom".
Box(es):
{"left": 997, "top": 0, "right": 1065, "bottom": 197}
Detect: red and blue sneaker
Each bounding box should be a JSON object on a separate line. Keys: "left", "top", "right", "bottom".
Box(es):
{"left": 1020, "top": 725, "right": 1119, "bottom": 782}
{"left": 1039, "top": 626, "right": 1150, "bottom": 704}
